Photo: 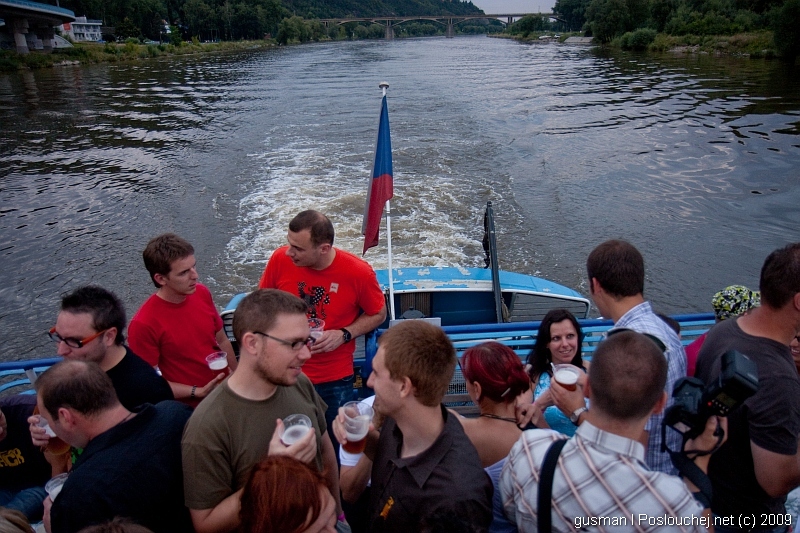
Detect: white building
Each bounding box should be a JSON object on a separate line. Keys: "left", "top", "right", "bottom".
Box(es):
{"left": 60, "top": 16, "right": 102, "bottom": 42}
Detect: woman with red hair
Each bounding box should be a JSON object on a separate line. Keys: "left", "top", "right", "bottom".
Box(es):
{"left": 453, "top": 341, "right": 531, "bottom": 533}
{"left": 239, "top": 455, "right": 337, "bottom": 533}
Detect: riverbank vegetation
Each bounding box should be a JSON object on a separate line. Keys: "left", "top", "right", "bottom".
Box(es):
{"left": 0, "top": 39, "right": 271, "bottom": 71}
{"left": 504, "top": 0, "right": 800, "bottom": 63}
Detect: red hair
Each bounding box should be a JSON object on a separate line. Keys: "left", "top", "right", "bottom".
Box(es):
{"left": 461, "top": 342, "right": 530, "bottom": 404}
{"left": 239, "top": 456, "right": 330, "bottom": 533}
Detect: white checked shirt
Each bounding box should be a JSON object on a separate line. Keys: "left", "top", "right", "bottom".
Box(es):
{"left": 613, "top": 301, "right": 686, "bottom": 475}
{"left": 500, "top": 424, "right": 706, "bottom": 533}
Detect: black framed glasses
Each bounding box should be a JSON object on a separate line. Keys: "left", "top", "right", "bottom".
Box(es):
{"left": 253, "top": 331, "right": 313, "bottom": 351}
{"left": 48, "top": 327, "right": 109, "bottom": 349}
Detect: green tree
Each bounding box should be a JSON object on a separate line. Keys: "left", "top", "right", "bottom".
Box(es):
{"left": 183, "top": 0, "right": 215, "bottom": 39}
{"left": 585, "top": 0, "right": 629, "bottom": 41}
{"left": 554, "top": 0, "right": 590, "bottom": 30}
{"left": 115, "top": 17, "right": 141, "bottom": 38}
{"left": 772, "top": 0, "right": 800, "bottom": 62}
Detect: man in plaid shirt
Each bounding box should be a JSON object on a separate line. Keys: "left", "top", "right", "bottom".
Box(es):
{"left": 501, "top": 331, "right": 722, "bottom": 533}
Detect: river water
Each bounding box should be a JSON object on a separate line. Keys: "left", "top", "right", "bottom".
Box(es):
{"left": 1, "top": 36, "right": 799, "bottom": 362}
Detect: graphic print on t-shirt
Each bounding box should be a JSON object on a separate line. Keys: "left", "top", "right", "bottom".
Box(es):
{"left": 297, "top": 281, "right": 330, "bottom": 320}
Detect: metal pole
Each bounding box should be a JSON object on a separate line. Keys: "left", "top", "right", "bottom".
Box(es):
{"left": 379, "top": 81, "right": 396, "bottom": 321}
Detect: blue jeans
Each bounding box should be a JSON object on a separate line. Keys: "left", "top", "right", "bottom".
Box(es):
{"left": 315, "top": 374, "right": 356, "bottom": 462}
{"left": 0, "top": 486, "right": 47, "bottom": 521}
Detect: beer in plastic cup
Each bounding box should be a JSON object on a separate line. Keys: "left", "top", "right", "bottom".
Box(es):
{"left": 33, "top": 408, "right": 71, "bottom": 455}
{"left": 206, "top": 351, "right": 229, "bottom": 371}
{"left": 308, "top": 318, "right": 325, "bottom": 342}
{"left": 45, "top": 473, "right": 69, "bottom": 501}
{"left": 280, "top": 414, "right": 313, "bottom": 446}
{"left": 553, "top": 364, "right": 579, "bottom": 391}
{"left": 342, "top": 401, "right": 374, "bottom": 454}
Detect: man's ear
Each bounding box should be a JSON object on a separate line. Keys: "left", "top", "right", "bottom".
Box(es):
{"left": 153, "top": 272, "right": 168, "bottom": 288}
{"left": 793, "top": 292, "right": 800, "bottom": 313}
{"left": 399, "top": 376, "right": 414, "bottom": 399}
{"left": 102, "top": 327, "right": 118, "bottom": 347}
{"left": 319, "top": 243, "right": 332, "bottom": 255}
{"left": 57, "top": 407, "right": 76, "bottom": 428}
{"left": 651, "top": 391, "right": 668, "bottom": 416}
{"left": 240, "top": 332, "right": 261, "bottom": 355}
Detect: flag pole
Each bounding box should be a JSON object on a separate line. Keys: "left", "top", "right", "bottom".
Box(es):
{"left": 380, "top": 81, "right": 396, "bottom": 322}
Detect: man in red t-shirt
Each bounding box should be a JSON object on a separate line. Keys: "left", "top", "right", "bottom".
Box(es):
{"left": 258, "top": 210, "right": 386, "bottom": 448}
{"left": 129, "top": 233, "right": 237, "bottom": 408}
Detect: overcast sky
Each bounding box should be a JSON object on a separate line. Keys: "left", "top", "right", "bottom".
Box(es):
{"left": 471, "top": 0, "right": 556, "bottom": 14}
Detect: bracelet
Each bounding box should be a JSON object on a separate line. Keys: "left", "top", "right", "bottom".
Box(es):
{"left": 337, "top": 512, "right": 346, "bottom": 523}
{"left": 191, "top": 385, "right": 197, "bottom": 399}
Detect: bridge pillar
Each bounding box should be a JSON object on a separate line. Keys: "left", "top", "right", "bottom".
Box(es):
{"left": 385, "top": 22, "right": 394, "bottom": 40}
{"left": 446, "top": 19, "right": 454, "bottom": 38}
{"left": 507, "top": 16, "right": 513, "bottom": 24}
{"left": 41, "top": 26, "right": 55, "bottom": 52}
{"left": 12, "top": 18, "right": 30, "bottom": 54}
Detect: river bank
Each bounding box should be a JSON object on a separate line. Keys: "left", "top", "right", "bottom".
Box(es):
{"left": 0, "top": 39, "right": 275, "bottom": 72}
{"left": 497, "top": 30, "right": 788, "bottom": 60}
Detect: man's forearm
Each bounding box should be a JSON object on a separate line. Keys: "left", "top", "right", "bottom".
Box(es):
{"left": 346, "top": 307, "right": 387, "bottom": 339}
{"left": 190, "top": 490, "right": 243, "bottom": 533}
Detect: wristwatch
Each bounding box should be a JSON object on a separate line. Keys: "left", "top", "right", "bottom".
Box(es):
{"left": 569, "top": 406, "right": 588, "bottom": 425}
{"left": 340, "top": 328, "right": 353, "bottom": 344}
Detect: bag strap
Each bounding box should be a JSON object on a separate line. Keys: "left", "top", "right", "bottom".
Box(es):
{"left": 538, "top": 438, "right": 568, "bottom": 533}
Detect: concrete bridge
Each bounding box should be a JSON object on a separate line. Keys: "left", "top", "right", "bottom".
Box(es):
{"left": 0, "top": 0, "right": 75, "bottom": 53}
{"left": 319, "top": 12, "right": 556, "bottom": 39}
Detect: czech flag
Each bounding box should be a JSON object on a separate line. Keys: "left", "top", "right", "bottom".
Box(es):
{"left": 362, "top": 94, "right": 394, "bottom": 255}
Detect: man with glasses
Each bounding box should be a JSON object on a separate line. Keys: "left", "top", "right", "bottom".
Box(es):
{"left": 30, "top": 286, "right": 173, "bottom": 452}
{"left": 42, "top": 286, "right": 172, "bottom": 412}
{"left": 258, "top": 210, "right": 386, "bottom": 453}
{"left": 181, "top": 289, "right": 342, "bottom": 533}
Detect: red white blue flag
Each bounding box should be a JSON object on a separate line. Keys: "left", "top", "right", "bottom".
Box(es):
{"left": 362, "top": 94, "right": 394, "bottom": 255}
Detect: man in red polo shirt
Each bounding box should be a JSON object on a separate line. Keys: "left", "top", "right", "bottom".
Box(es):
{"left": 259, "top": 210, "right": 386, "bottom": 451}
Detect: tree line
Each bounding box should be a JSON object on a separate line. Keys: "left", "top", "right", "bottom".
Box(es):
{"left": 506, "top": 0, "right": 799, "bottom": 61}
{"left": 60, "top": 0, "right": 485, "bottom": 43}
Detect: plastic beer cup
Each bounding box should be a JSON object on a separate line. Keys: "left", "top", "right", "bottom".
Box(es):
{"left": 206, "top": 351, "right": 229, "bottom": 371}
{"left": 342, "top": 401, "right": 374, "bottom": 454}
{"left": 308, "top": 318, "right": 325, "bottom": 343}
{"left": 553, "top": 364, "right": 579, "bottom": 391}
{"left": 280, "top": 414, "right": 313, "bottom": 446}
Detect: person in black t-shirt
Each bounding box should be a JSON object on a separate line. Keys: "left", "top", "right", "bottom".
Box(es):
{"left": 696, "top": 242, "right": 800, "bottom": 532}
{"left": 0, "top": 395, "right": 52, "bottom": 521}
{"left": 30, "top": 286, "right": 173, "bottom": 450}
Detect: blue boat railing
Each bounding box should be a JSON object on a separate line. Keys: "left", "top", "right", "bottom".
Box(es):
{"left": 362, "top": 313, "right": 716, "bottom": 412}
{"left": 2, "top": 313, "right": 715, "bottom": 400}
{"left": 0, "top": 357, "right": 62, "bottom": 395}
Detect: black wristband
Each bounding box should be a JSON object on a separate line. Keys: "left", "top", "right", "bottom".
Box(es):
{"left": 191, "top": 385, "right": 197, "bottom": 399}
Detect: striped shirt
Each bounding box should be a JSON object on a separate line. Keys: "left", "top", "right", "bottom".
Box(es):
{"left": 613, "top": 301, "right": 686, "bottom": 475}
{"left": 500, "top": 423, "right": 706, "bottom": 533}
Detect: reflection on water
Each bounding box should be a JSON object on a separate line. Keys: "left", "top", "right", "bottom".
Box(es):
{"left": 0, "top": 39, "right": 798, "bottom": 361}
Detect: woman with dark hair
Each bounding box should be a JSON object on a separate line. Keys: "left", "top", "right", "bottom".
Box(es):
{"left": 453, "top": 341, "right": 531, "bottom": 533}
{"left": 239, "top": 456, "right": 337, "bottom": 533}
{"left": 527, "top": 308, "right": 586, "bottom": 436}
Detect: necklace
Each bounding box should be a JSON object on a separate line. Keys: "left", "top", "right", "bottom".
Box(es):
{"left": 479, "top": 413, "right": 518, "bottom": 424}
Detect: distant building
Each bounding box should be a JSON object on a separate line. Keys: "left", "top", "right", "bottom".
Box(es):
{"left": 60, "top": 16, "right": 102, "bottom": 42}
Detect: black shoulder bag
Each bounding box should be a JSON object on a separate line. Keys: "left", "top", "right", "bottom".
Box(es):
{"left": 537, "top": 438, "right": 568, "bottom": 533}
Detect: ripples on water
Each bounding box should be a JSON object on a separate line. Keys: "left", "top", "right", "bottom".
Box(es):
{"left": 0, "top": 38, "right": 798, "bottom": 361}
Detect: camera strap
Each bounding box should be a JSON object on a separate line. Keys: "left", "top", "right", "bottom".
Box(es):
{"left": 538, "top": 438, "right": 568, "bottom": 533}
{"left": 667, "top": 449, "right": 713, "bottom": 509}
